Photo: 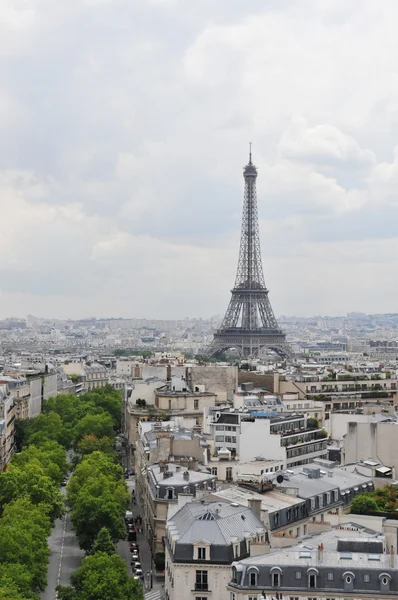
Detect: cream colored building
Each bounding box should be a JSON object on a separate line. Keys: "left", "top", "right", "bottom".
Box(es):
{"left": 165, "top": 499, "right": 266, "bottom": 600}
{"left": 0, "top": 383, "right": 17, "bottom": 470}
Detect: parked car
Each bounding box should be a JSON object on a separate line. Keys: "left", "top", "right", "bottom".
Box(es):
{"left": 132, "top": 562, "right": 142, "bottom": 571}
{"left": 131, "top": 553, "right": 139, "bottom": 562}
{"left": 61, "top": 479, "right": 68, "bottom": 486}
{"left": 129, "top": 543, "right": 138, "bottom": 552}
{"left": 127, "top": 530, "right": 136, "bottom": 542}
{"left": 134, "top": 568, "right": 143, "bottom": 578}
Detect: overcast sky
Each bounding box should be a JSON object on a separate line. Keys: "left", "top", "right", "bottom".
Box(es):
{"left": 1, "top": 0, "right": 398, "bottom": 320}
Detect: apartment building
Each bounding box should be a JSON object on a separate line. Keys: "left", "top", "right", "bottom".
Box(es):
{"left": 165, "top": 500, "right": 266, "bottom": 600}
{"left": 0, "top": 383, "right": 16, "bottom": 470}
{"left": 139, "top": 462, "right": 217, "bottom": 554}
{"left": 205, "top": 408, "right": 328, "bottom": 467}
{"left": 227, "top": 525, "right": 397, "bottom": 599}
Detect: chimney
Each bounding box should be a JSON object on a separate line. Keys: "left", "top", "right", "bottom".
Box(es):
{"left": 391, "top": 545, "right": 395, "bottom": 569}
{"left": 167, "top": 365, "right": 171, "bottom": 381}
{"left": 248, "top": 498, "right": 262, "bottom": 521}
{"left": 183, "top": 471, "right": 190, "bottom": 482}
{"left": 317, "top": 543, "right": 324, "bottom": 562}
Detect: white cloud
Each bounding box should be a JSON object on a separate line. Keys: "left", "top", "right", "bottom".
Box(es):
{"left": 279, "top": 118, "right": 375, "bottom": 167}
{"left": 1, "top": 0, "right": 398, "bottom": 318}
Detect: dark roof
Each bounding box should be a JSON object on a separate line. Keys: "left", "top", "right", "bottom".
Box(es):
{"left": 217, "top": 413, "right": 240, "bottom": 424}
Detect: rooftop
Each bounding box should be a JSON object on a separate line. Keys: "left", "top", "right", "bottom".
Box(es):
{"left": 210, "top": 485, "right": 304, "bottom": 513}
{"left": 168, "top": 501, "right": 265, "bottom": 546}
{"left": 150, "top": 463, "right": 216, "bottom": 486}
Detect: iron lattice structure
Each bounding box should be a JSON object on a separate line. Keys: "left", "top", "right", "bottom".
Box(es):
{"left": 208, "top": 151, "right": 293, "bottom": 359}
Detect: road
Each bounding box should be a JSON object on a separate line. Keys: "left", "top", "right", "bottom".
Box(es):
{"left": 41, "top": 491, "right": 84, "bottom": 600}
{"left": 117, "top": 477, "right": 164, "bottom": 599}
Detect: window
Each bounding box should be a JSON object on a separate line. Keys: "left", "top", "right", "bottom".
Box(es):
{"left": 194, "top": 399, "right": 199, "bottom": 410}
{"left": 233, "top": 544, "right": 239, "bottom": 558}
{"left": 327, "top": 572, "right": 334, "bottom": 581}
{"left": 295, "top": 571, "right": 302, "bottom": 580}
{"left": 167, "top": 488, "right": 174, "bottom": 500}
{"left": 287, "top": 509, "right": 292, "bottom": 521}
{"left": 308, "top": 573, "right": 316, "bottom": 588}
{"left": 211, "top": 467, "right": 218, "bottom": 476}
{"left": 196, "top": 598, "right": 207, "bottom": 600}
{"left": 249, "top": 572, "right": 257, "bottom": 586}
{"left": 346, "top": 575, "right": 352, "bottom": 584}
{"left": 364, "top": 574, "right": 370, "bottom": 583}
{"left": 272, "top": 572, "right": 280, "bottom": 587}
{"left": 230, "top": 594, "right": 236, "bottom": 600}
{"left": 198, "top": 547, "right": 206, "bottom": 560}
{"left": 226, "top": 467, "right": 232, "bottom": 481}
{"left": 274, "top": 512, "right": 280, "bottom": 526}
{"left": 195, "top": 570, "right": 208, "bottom": 591}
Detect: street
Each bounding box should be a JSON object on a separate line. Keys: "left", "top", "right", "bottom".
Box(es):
{"left": 117, "top": 477, "right": 164, "bottom": 600}
{"left": 41, "top": 508, "right": 84, "bottom": 600}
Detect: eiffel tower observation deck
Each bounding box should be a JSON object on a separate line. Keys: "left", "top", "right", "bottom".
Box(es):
{"left": 208, "top": 148, "right": 293, "bottom": 360}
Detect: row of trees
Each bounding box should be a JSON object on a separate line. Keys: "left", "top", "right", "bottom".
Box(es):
{"left": 16, "top": 385, "right": 122, "bottom": 456}
{"left": 0, "top": 439, "right": 68, "bottom": 598}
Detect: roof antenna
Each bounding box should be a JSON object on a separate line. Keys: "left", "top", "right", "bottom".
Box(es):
{"left": 249, "top": 142, "right": 252, "bottom": 164}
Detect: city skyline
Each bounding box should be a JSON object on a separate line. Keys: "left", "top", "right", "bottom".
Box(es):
{"left": 1, "top": 1, "right": 398, "bottom": 320}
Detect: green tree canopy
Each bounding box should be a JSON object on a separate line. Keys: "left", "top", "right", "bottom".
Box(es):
{"left": 57, "top": 552, "right": 142, "bottom": 600}
{"left": 0, "top": 463, "right": 64, "bottom": 522}
{"left": 73, "top": 413, "right": 114, "bottom": 447}
{"left": 76, "top": 434, "right": 113, "bottom": 456}
{"left": 69, "top": 474, "right": 128, "bottom": 551}
{"left": 350, "top": 493, "right": 379, "bottom": 514}
{"left": 91, "top": 528, "right": 115, "bottom": 556}
{"left": 0, "top": 498, "right": 51, "bottom": 592}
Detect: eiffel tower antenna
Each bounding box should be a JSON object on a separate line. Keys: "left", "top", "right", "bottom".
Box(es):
{"left": 207, "top": 150, "right": 292, "bottom": 359}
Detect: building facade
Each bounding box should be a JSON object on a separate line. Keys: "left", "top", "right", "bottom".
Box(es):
{"left": 165, "top": 500, "right": 266, "bottom": 600}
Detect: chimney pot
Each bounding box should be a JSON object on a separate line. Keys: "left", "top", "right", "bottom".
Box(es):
{"left": 183, "top": 471, "right": 190, "bottom": 482}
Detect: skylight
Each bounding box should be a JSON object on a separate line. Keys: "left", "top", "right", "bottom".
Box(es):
{"left": 339, "top": 552, "right": 352, "bottom": 559}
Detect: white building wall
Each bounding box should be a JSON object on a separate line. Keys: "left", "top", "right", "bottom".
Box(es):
{"left": 43, "top": 373, "right": 57, "bottom": 400}
{"left": 130, "top": 380, "right": 164, "bottom": 406}
{"left": 344, "top": 421, "right": 398, "bottom": 471}
{"left": 238, "top": 420, "right": 286, "bottom": 463}
{"left": 29, "top": 378, "right": 42, "bottom": 418}
{"left": 327, "top": 412, "right": 372, "bottom": 440}
{"left": 167, "top": 559, "right": 231, "bottom": 600}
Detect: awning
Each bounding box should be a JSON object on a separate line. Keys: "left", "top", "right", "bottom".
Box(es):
{"left": 376, "top": 466, "right": 392, "bottom": 475}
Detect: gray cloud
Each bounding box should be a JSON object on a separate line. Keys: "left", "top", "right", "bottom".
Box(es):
{"left": 1, "top": 0, "right": 398, "bottom": 318}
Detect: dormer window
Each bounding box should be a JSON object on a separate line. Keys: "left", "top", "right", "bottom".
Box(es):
{"left": 166, "top": 487, "right": 175, "bottom": 500}
{"left": 270, "top": 566, "right": 282, "bottom": 587}
{"left": 233, "top": 543, "right": 240, "bottom": 558}
{"left": 198, "top": 547, "right": 206, "bottom": 560}
{"left": 249, "top": 572, "right": 257, "bottom": 586}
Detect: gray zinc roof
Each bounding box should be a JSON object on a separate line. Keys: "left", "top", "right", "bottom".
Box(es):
{"left": 169, "top": 501, "right": 264, "bottom": 546}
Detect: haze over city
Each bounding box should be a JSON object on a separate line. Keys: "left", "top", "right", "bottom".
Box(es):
{"left": 2, "top": 0, "right": 398, "bottom": 320}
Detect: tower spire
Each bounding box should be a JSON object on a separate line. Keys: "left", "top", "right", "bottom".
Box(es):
{"left": 206, "top": 152, "right": 292, "bottom": 360}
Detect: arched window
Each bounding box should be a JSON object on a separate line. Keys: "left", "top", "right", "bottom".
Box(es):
{"left": 307, "top": 568, "right": 319, "bottom": 589}
{"left": 379, "top": 573, "right": 391, "bottom": 592}
{"left": 270, "top": 566, "right": 282, "bottom": 587}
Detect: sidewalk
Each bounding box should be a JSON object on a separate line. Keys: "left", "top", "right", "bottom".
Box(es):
{"left": 117, "top": 477, "right": 163, "bottom": 595}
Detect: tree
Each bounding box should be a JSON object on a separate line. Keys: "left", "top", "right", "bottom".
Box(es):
{"left": 57, "top": 552, "right": 143, "bottom": 600}
{"left": 154, "top": 551, "right": 165, "bottom": 571}
{"left": 92, "top": 528, "right": 115, "bottom": 556}
{"left": 77, "top": 434, "right": 113, "bottom": 456}
{"left": 0, "top": 463, "right": 64, "bottom": 522}
{"left": 73, "top": 413, "right": 114, "bottom": 447}
{"left": 69, "top": 475, "right": 128, "bottom": 551}
{"left": 350, "top": 493, "right": 379, "bottom": 515}
{"left": 0, "top": 498, "right": 51, "bottom": 593}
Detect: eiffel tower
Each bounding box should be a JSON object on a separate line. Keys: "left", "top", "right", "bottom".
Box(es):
{"left": 207, "top": 148, "right": 292, "bottom": 359}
